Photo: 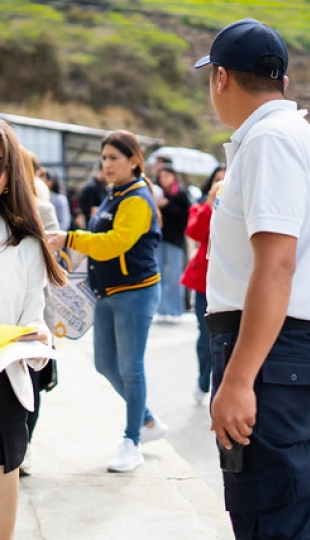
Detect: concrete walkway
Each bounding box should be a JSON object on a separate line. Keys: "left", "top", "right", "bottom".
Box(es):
{"left": 16, "top": 326, "right": 234, "bottom": 540}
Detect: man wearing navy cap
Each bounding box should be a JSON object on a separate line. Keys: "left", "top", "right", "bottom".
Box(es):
{"left": 196, "top": 19, "right": 310, "bottom": 539}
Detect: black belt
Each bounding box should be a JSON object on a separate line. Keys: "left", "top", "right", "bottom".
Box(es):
{"left": 205, "top": 310, "right": 310, "bottom": 337}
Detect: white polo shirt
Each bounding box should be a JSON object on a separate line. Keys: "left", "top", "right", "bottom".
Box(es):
{"left": 207, "top": 100, "right": 310, "bottom": 319}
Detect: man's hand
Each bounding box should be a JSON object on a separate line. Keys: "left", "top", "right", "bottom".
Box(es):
{"left": 211, "top": 232, "right": 297, "bottom": 450}
{"left": 211, "top": 376, "right": 256, "bottom": 449}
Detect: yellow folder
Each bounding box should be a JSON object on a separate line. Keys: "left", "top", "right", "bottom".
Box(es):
{"left": 0, "top": 324, "right": 37, "bottom": 347}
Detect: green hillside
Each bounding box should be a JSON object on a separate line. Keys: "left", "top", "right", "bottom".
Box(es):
{"left": 120, "top": 0, "right": 310, "bottom": 50}
{"left": 0, "top": 0, "right": 309, "bottom": 158}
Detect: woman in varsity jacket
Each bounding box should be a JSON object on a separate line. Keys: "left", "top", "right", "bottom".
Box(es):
{"left": 47, "top": 130, "right": 168, "bottom": 473}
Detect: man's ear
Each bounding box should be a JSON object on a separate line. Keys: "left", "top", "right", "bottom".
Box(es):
{"left": 217, "top": 67, "right": 229, "bottom": 93}
{"left": 283, "top": 75, "right": 289, "bottom": 91}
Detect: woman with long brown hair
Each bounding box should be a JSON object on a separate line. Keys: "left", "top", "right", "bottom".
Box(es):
{"left": 48, "top": 130, "right": 168, "bottom": 473}
{"left": 0, "top": 119, "right": 66, "bottom": 539}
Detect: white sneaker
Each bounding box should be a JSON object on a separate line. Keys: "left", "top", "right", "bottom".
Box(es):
{"left": 19, "top": 443, "right": 33, "bottom": 476}
{"left": 140, "top": 416, "right": 168, "bottom": 444}
{"left": 107, "top": 438, "right": 144, "bottom": 472}
{"left": 194, "top": 385, "right": 208, "bottom": 405}
{"left": 165, "top": 315, "right": 182, "bottom": 324}
{"left": 153, "top": 314, "right": 168, "bottom": 324}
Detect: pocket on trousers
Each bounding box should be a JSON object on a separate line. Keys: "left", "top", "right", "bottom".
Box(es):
{"left": 224, "top": 472, "right": 294, "bottom": 513}
{"left": 256, "top": 357, "right": 310, "bottom": 444}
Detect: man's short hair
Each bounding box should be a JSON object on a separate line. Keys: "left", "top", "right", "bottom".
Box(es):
{"left": 211, "top": 56, "right": 284, "bottom": 94}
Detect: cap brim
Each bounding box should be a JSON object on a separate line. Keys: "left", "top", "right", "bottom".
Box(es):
{"left": 194, "top": 54, "right": 211, "bottom": 69}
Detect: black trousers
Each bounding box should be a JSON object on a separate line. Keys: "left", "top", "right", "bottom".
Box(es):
{"left": 211, "top": 330, "right": 310, "bottom": 540}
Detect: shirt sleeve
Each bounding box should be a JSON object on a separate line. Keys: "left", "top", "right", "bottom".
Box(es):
{"left": 66, "top": 196, "right": 152, "bottom": 261}
{"left": 241, "top": 134, "right": 309, "bottom": 239}
{"left": 18, "top": 237, "right": 47, "bottom": 329}
{"left": 37, "top": 201, "right": 60, "bottom": 231}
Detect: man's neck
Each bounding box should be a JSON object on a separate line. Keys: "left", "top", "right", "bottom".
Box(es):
{"left": 233, "top": 93, "right": 285, "bottom": 129}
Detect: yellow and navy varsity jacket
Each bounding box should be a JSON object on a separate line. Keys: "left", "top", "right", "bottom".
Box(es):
{"left": 66, "top": 178, "right": 161, "bottom": 297}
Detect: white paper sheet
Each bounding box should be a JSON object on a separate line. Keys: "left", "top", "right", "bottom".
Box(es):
{"left": 0, "top": 341, "right": 61, "bottom": 372}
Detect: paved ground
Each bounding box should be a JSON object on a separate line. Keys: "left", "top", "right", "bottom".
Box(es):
{"left": 15, "top": 321, "right": 234, "bottom": 540}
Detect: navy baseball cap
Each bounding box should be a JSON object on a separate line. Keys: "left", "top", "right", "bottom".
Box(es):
{"left": 195, "top": 18, "right": 288, "bottom": 80}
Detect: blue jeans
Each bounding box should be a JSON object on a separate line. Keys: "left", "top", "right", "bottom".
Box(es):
{"left": 195, "top": 291, "right": 211, "bottom": 393}
{"left": 157, "top": 241, "right": 185, "bottom": 316}
{"left": 211, "top": 330, "right": 310, "bottom": 539}
{"left": 94, "top": 284, "right": 159, "bottom": 445}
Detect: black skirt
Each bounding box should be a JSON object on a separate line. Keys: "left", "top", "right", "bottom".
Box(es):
{"left": 0, "top": 370, "right": 28, "bottom": 473}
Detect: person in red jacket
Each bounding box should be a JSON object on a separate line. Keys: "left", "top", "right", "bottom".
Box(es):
{"left": 180, "top": 166, "right": 225, "bottom": 403}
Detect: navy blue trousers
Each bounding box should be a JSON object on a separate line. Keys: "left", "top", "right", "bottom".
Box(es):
{"left": 211, "top": 330, "right": 310, "bottom": 540}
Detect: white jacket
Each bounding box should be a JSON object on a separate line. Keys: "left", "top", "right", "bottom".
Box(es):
{"left": 0, "top": 219, "right": 49, "bottom": 411}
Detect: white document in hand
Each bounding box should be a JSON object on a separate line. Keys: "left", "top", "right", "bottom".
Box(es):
{"left": 0, "top": 341, "right": 61, "bottom": 373}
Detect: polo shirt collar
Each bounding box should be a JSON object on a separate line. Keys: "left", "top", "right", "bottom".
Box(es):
{"left": 231, "top": 100, "right": 298, "bottom": 145}
{"left": 223, "top": 101, "right": 299, "bottom": 166}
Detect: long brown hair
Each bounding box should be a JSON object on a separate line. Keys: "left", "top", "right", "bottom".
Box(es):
{"left": 0, "top": 121, "right": 66, "bottom": 287}
{"left": 101, "top": 130, "right": 162, "bottom": 226}
{"left": 19, "top": 145, "right": 37, "bottom": 197}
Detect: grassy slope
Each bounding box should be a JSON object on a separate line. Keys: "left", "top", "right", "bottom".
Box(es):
{"left": 118, "top": 0, "right": 310, "bottom": 49}
{"left": 0, "top": 0, "right": 310, "bottom": 157}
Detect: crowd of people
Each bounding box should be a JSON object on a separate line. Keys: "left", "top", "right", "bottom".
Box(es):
{"left": 2, "top": 16, "right": 310, "bottom": 540}
{"left": 0, "top": 118, "right": 219, "bottom": 519}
